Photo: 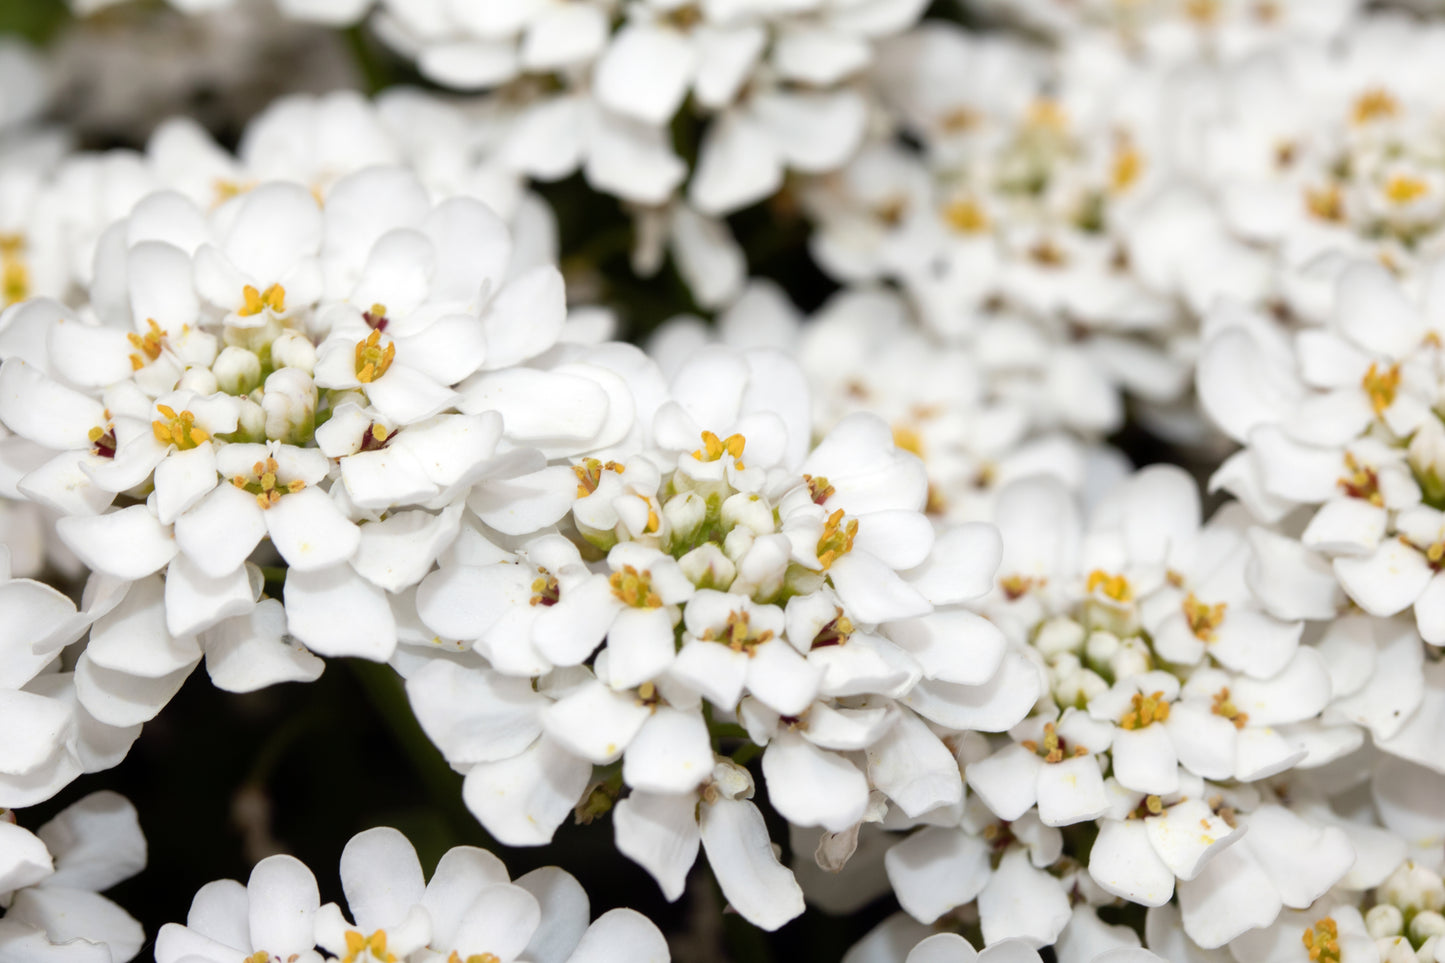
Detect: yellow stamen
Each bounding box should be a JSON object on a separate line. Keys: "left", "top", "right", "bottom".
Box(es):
{"left": 1020, "top": 722, "right": 1088, "bottom": 764}
{"left": 573, "top": 458, "right": 625, "bottom": 497}
{"left": 1087, "top": 569, "right": 1132, "bottom": 603}
{"left": 803, "top": 474, "right": 834, "bottom": 505}
{"left": 238, "top": 283, "right": 286, "bottom": 317}
{"left": 529, "top": 569, "right": 560, "bottom": 607}
{"left": 1362, "top": 361, "right": 1401, "bottom": 416}
{"left": 1385, "top": 174, "right": 1429, "bottom": 205}
{"left": 939, "top": 106, "right": 981, "bottom": 133}
{"left": 1185, "top": 0, "right": 1221, "bottom": 24}
{"left": 1352, "top": 88, "right": 1400, "bottom": 126}
{"left": 892, "top": 424, "right": 925, "bottom": 458}
{"left": 151, "top": 404, "right": 210, "bottom": 451}
{"left": 942, "top": 197, "right": 989, "bottom": 233}
{"left": 702, "top": 610, "right": 775, "bottom": 655}
{"left": 127, "top": 318, "right": 166, "bottom": 370}
{"left": 230, "top": 456, "right": 304, "bottom": 509}
{"left": 1302, "top": 917, "right": 1341, "bottom": 963}
{"left": 1337, "top": 451, "right": 1383, "bottom": 506}
{"left": 692, "top": 430, "right": 746, "bottom": 467}
{"left": 1182, "top": 593, "right": 1227, "bottom": 642}
{"left": 816, "top": 508, "right": 858, "bottom": 570}
{"left": 1120, "top": 691, "right": 1171, "bottom": 730}
{"left": 1111, "top": 142, "right": 1145, "bottom": 193}
{"left": 354, "top": 330, "right": 396, "bottom": 384}
{"left": 1026, "top": 99, "right": 1067, "bottom": 132}
{"left": 1211, "top": 687, "right": 1249, "bottom": 730}
{"left": 1305, "top": 184, "right": 1345, "bottom": 222}
{"left": 1000, "top": 574, "right": 1041, "bottom": 600}
{"left": 609, "top": 565, "right": 662, "bottom": 609}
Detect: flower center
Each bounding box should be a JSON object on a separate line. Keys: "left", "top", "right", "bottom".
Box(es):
{"left": 1000, "top": 574, "right": 1042, "bottom": 600}
{"left": 127, "top": 319, "right": 168, "bottom": 370}
{"left": 892, "top": 424, "right": 925, "bottom": 458}
{"left": 1119, "top": 691, "right": 1171, "bottom": 730}
{"left": 343, "top": 929, "right": 396, "bottom": 963}
{"left": 942, "top": 197, "right": 990, "bottom": 233}
{"left": 152, "top": 405, "right": 210, "bottom": 450}
{"left": 816, "top": 509, "right": 858, "bottom": 571}
{"left": 1401, "top": 533, "right": 1445, "bottom": 570}
{"left": 1185, "top": 0, "right": 1221, "bottom": 24}
{"left": 447, "top": 953, "right": 501, "bottom": 963}
{"left": 1302, "top": 917, "right": 1341, "bottom": 963}
{"left": 88, "top": 424, "right": 117, "bottom": 459}
{"left": 1362, "top": 361, "right": 1401, "bottom": 416}
{"left": 810, "top": 609, "right": 854, "bottom": 649}
{"left": 692, "top": 430, "right": 746, "bottom": 467}
{"left": 1111, "top": 141, "right": 1145, "bottom": 193}
{"left": 1127, "top": 794, "right": 1166, "bottom": 819}
{"left": 231, "top": 457, "right": 305, "bottom": 509}
{"left": 1182, "top": 592, "right": 1227, "bottom": 641}
{"left": 354, "top": 330, "right": 396, "bottom": 384}
{"left": 363, "top": 302, "right": 389, "bottom": 331}
{"left": 1305, "top": 183, "right": 1345, "bottom": 222}
{"left": 1087, "top": 569, "right": 1132, "bottom": 603}
{"left": 1352, "top": 88, "right": 1400, "bottom": 125}
{"left": 702, "top": 610, "right": 775, "bottom": 655}
{"left": 214, "top": 178, "right": 255, "bottom": 205}
{"left": 574, "top": 457, "right": 625, "bottom": 496}
{"left": 1385, "top": 174, "right": 1430, "bottom": 205}
{"left": 1026, "top": 99, "right": 1067, "bottom": 133}
{"left": 239, "top": 283, "right": 286, "bottom": 317}
{"left": 1337, "top": 452, "right": 1384, "bottom": 506}
{"left": 1021, "top": 722, "right": 1087, "bottom": 764}
{"left": 0, "top": 233, "right": 29, "bottom": 306}
{"left": 1210, "top": 687, "right": 1249, "bottom": 729}
{"left": 529, "top": 569, "right": 560, "bottom": 607}
{"left": 802, "top": 474, "right": 834, "bottom": 505}
{"left": 939, "top": 106, "right": 982, "bottom": 134}
{"left": 359, "top": 422, "right": 392, "bottom": 453}
{"left": 610, "top": 565, "right": 662, "bottom": 609}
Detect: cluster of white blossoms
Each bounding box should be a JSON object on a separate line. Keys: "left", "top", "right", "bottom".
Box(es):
{"left": 3, "top": 0, "right": 1445, "bottom": 961}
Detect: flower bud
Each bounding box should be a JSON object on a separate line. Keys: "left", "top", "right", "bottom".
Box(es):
{"left": 271, "top": 330, "right": 317, "bottom": 373}
{"left": 1420, "top": 936, "right": 1441, "bottom": 963}
{"left": 177, "top": 365, "right": 218, "bottom": 396}
{"left": 1410, "top": 417, "right": 1445, "bottom": 505}
{"left": 1110, "top": 638, "right": 1152, "bottom": 680}
{"left": 678, "top": 543, "right": 736, "bottom": 591}
{"left": 723, "top": 525, "right": 754, "bottom": 562}
{"left": 1036, "top": 617, "right": 1086, "bottom": 658}
{"left": 1085, "top": 630, "right": 1119, "bottom": 670}
{"left": 1382, "top": 862, "right": 1445, "bottom": 914}
{"left": 1053, "top": 667, "right": 1108, "bottom": 708}
{"left": 213, "top": 346, "right": 263, "bottom": 395}
{"left": 721, "top": 491, "right": 775, "bottom": 536}
{"left": 1378, "top": 937, "right": 1418, "bottom": 963}
{"left": 234, "top": 397, "right": 266, "bottom": 442}
{"left": 1368, "top": 904, "right": 1405, "bottom": 939}
{"left": 1413, "top": 912, "right": 1445, "bottom": 946}
{"left": 663, "top": 491, "right": 707, "bottom": 546}
{"left": 261, "top": 367, "right": 317, "bottom": 444}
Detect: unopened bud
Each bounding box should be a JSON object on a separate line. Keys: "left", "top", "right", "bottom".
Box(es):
{"left": 1413, "top": 912, "right": 1445, "bottom": 945}
{"left": 1382, "top": 862, "right": 1445, "bottom": 914}
{"left": 1110, "top": 638, "right": 1153, "bottom": 680}
{"left": 213, "top": 346, "right": 263, "bottom": 395}
{"left": 1411, "top": 416, "right": 1445, "bottom": 506}
{"left": 721, "top": 491, "right": 775, "bottom": 536}
{"left": 678, "top": 543, "right": 736, "bottom": 591}
{"left": 234, "top": 398, "right": 266, "bottom": 442}
{"left": 663, "top": 491, "right": 707, "bottom": 546}
{"left": 1368, "top": 904, "right": 1406, "bottom": 939}
{"left": 1378, "top": 936, "right": 1419, "bottom": 963}
{"left": 261, "top": 367, "right": 317, "bottom": 444}
{"left": 1036, "top": 617, "right": 1086, "bottom": 657}
{"left": 271, "top": 330, "right": 317, "bottom": 373}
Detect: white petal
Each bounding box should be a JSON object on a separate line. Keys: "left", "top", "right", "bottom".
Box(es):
{"left": 164, "top": 552, "right": 254, "bottom": 638}
{"left": 542, "top": 680, "right": 651, "bottom": 765}
{"left": 202, "top": 599, "right": 324, "bottom": 693}
{"left": 340, "top": 826, "right": 425, "bottom": 932}
{"left": 1110, "top": 725, "right": 1178, "bottom": 796}
{"left": 864, "top": 710, "right": 963, "bottom": 818}
{"left": 283, "top": 563, "right": 397, "bottom": 661}
{"left": 1241, "top": 805, "right": 1354, "bottom": 908}
{"left": 622, "top": 706, "right": 713, "bottom": 795}
{"left": 567, "top": 908, "right": 671, "bottom": 963}
{"left": 884, "top": 827, "right": 990, "bottom": 925}
{"left": 966, "top": 743, "right": 1043, "bottom": 821}
{"left": 461, "top": 735, "right": 591, "bottom": 846}
{"left": 247, "top": 855, "right": 320, "bottom": 957}
{"left": 978, "top": 847, "right": 1071, "bottom": 949}
{"left": 1334, "top": 540, "right": 1433, "bottom": 617}
{"left": 74, "top": 651, "right": 194, "bottom": 727}
{"left": 1144, "top": 798, "right": 1242, "bottom": 881}
{"left": 57, "top": 506, "right": 177, "bottom": 580}
{"left": 699, "top": 797, "right": 805, "bottom": 931}
{"left": 762, "top": 728, "right": 868, "bottom": 832}
{"left": 885, "top": 610, "right": 1006, "bottom": 686}
{"left": 88, "top": 575, "right": 202, "bottom": 677}
{"left": 405, "top": 660, "right": 545, "bottom": 765}
{"left": 593, "top": 24, "right": 696, "bottom": 127}
{"left": 1175, "top": 844, "right": 1281, "bottom": 949}
{"left": 614, "top": 790, "right": 702, "bottom": 902}
{"left": 1089, "top": 819, "right": 1174, "bottom": 907}
{"left": 174, "top": 483, "right": 267, "bottom": 578}
{"left": 266, "top": 487, "right": 361, "bottom": 571}
{"left": 1036, "top": 755, "right": 1109, "bottom": 828}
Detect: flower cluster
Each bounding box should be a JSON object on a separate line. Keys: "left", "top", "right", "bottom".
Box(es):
{"left": 2, "top": 0, "right": 1445, "bottom": 962}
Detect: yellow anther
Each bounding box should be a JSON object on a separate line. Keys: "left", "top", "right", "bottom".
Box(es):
{"left": 1352, "top": 88, "right": 1400, "bottom": 126}
{"left": 1120, "top": 691, "right": 1171, "bottom": 730}
{"left": 151, "top": 404, "right": 210, "bottom": 450}
{"left": 702, "top": 610, "right": 775, "bottom": 655}
{"left": 1302, "top": 917, "right": 1341, "bottom": 963}
{"left": 639, "top": 495, "right": 660, "bottom": 534}
{"left": 127, "top": 318, "right": 167, "bottom": 370}
{"left": 448, "top": 953, "right": 502, "bottom": 963}
{"left": 1026, "top": 99, "right": 1068, "bottom": 132}
{"left": 238, "top": 283, "right": 286, "bottom": 317}
{"left": 230, "top": 456, "right": 303, "bottom": 509}
{"left": 942, "top": 197, "right": 989, "bottom": 233}
{"left": 1087, "top": 569, "right": 1133, "bottom": 603}
{"left": 1385, "top": 174, "right": 1430, "bottom": 205}
{"left": 354, "top": 330, "right": 396, "bottom": 384}
{"left": 1362, "top": 361, "right": 1401, "bottom": 416}
{"left": 1305, "top": 184, "right": 1345, "bottom": 222}
{"left": 1337, "top": 451, "right": 1383, "bottom": 506}
{"left": 803, "top": 474, "right": 835, "bottom": 505}
{"left": 1211, "top": 687, "right": 1250, "bottom": 730}
{"left": 939, "top": 105, "right": 982, "bottom": 133}
{"left": 609, "top": 565, "right": 662, "bottom": 609}
{"left": 246, "top": 952, "right": 268, "bottom": 963}
{"left": 1184, "top": 0, "right": 1221, "bottom": 24}
{"left": 1020, "top": 722, "right": 1088, "bottom": 764}
{"left": 1144, "top": 794, "right": 1164, "bottom": 816}
{"left": 1111, "top": 141, "right": 1145, "bottom": 193}
{"left": 816, "top": 508, "right": 858, "bottom": 570}
{"left": 1182, "top": 592, "right": 1227, "bottom": 642}
{"left": 892, "top": 424, "right": 925, "bottom": 457}
{"left": 873, "top": 196, "right": 908, "bottom": 226}
{"left": 1000, "top": 574, "right": 1041, "bottom": 600}
{"left": 1, "top": 259, "right": 28, "bottom": 306}
{"left": 573, "top": 458, "right": 625, "bottom": 497}
{"left": 88, "top": 424, "right": 117, "bottom": 459}
{"left": 1029, "top": 238, "right": 1068, "bottom": 267}
{"left": 529, "top": 569, "right": 560, "bottom": 607}
{"left": 692, "top": 430, "right": 746, "bottom": 467}
{"left": 213, "top": 178, "right": 254, "bottom": 205}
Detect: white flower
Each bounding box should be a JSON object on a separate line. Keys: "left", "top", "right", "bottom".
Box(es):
{"left": 0, "top": 791, "right": 146, "bottom": 962}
